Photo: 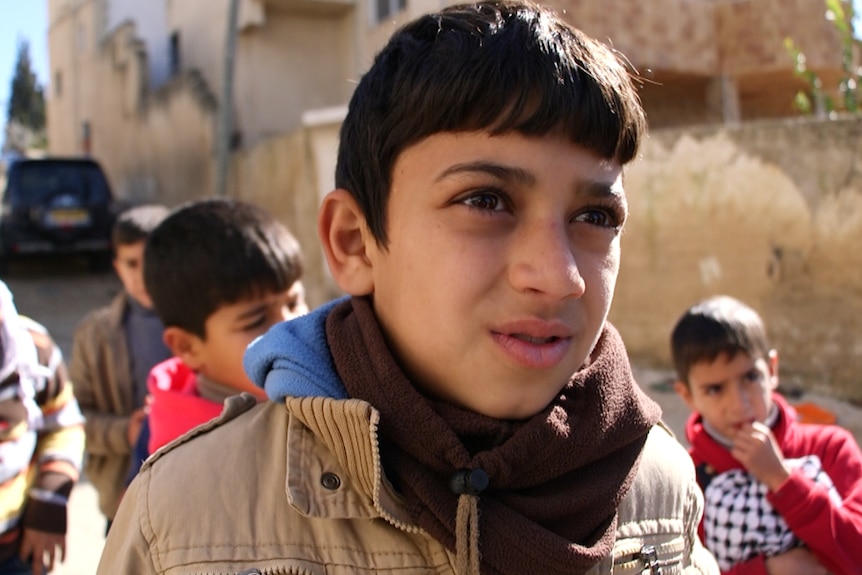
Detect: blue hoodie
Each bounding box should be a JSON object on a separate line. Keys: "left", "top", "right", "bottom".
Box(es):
{"left": 244, "top": 297, "right": 349, "bottom": 402}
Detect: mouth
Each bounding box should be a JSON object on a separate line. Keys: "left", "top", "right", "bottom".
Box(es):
{"left": 510, "top": 333, "right": 564, "bottom": 345}
{"left": 492, "top": 321, "right": 574, "bottom": 369}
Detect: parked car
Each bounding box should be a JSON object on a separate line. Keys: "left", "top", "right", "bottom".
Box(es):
{"left": 0, "top": 157, "right": 116, "bottom": 270}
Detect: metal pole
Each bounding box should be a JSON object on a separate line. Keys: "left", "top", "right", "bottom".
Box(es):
{"left": 215, "top": 0, "right": 240, "bottom": 196}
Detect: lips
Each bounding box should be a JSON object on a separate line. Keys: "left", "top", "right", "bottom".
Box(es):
{"left": 492, "top": 319, "right": 574, "bottom": 369}
{"left": 511, "top": 333, "right": 561, "bottom": 345}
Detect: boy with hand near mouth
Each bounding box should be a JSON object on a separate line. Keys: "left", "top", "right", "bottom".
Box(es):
{"left": 99, "top": 2, "right": 717, "bottom": 573}
{"left": 671, "top": 295, "right": 862, "bottom": 575}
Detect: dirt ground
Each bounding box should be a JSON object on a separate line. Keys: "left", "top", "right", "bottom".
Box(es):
{"left": 2, "top": 255, "right": 860, "bottom": 574}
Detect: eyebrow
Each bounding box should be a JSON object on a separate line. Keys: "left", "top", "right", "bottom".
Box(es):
{"left": 235, "top": 303, "right": 266, "bottom": 321}
{"left": 436, "top": 161, "right": 535, "bottom": 186}
{"left": 435, "top": 161, "right": 624, "bottom": 200}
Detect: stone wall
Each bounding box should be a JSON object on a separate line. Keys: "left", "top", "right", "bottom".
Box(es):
{"left": 613, "top": 115, "right": 862, "bottom": 403}
{"left": 231, "top": 125, "right": 342, "bottom": 310}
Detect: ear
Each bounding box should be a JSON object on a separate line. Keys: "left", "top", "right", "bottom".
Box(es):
{"left": 767, "top": 348, "right": 779, "bottom": 390}
{"left": 318, "top": 189, "right": 375, "bottom": 295}
{"left": 162, "top": 327, "right": 205, "bottom": 371}
{"left": 673, "top": 380, "right": 697, "bottom": 412}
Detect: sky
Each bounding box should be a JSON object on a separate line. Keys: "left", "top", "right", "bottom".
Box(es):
{"left": 0, "top": 1, "right": 49, "bottom": 122}
{"left": 0, "top": 0, "right": 860, "bottom": 127}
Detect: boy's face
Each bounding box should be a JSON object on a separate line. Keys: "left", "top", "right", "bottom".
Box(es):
{"left": 114, "top": 241, "right": 152, "bottom": 309}
{"left": 187, "top": 282, "right": 307, "bottom": 395}
{"left": 674, "top": 350, "right": 778, "bottom": 439}
{"left": 358, "top": 131, "right": 625, "bottom": 419}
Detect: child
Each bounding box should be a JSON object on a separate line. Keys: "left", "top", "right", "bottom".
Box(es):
{"left": 99, "top": 2, "right": 717, "bottom": 573}
{"left": 671, "top": 295, "right": 862, "bottom": 575}
{"left": 69, "top": 204, "right": 171, "bottom": 529}
{"left": 0, "top": 280, "right": 85, "bottom": 574}
{"left": 127, "top": 197, "right": 306, "bottom": 473}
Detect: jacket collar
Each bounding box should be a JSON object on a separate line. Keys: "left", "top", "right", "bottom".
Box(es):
{"left": 283, "top": 396, "right": 419, "bottom": 532}
{"left": 108, "top": 290, "right": 131, "bottom": 329}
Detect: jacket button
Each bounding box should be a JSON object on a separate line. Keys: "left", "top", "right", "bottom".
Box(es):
{"left": 321, "top": 472, "right": 341, "bottom": 490}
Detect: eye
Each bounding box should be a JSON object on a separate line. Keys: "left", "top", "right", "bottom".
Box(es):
{"left": 461, "top": 190, "right": 507, "bottom": 213}
{"left": 241, "top": 315, "right": 267, "bottom": 331}
{"left": 744, "top": 370, "right": 763, "bottom": 384}
{"left": 573, "top": 205, "right": 623, "bottom": 229}
{"left": 704, "top": 384, "right": 722, "bottom": 396}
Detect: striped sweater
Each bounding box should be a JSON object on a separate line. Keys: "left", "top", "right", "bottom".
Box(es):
{"left": 0, "top": 287, "right": 85, "bottom": 563}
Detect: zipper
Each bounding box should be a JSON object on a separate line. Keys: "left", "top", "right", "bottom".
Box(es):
{"left": 639, "top": 544, "right": 663, "bottom": 574}
{"left": 233, "top": 568, "right": 314, "bottom": 575}
{"left": 368, "top": 414, "right": 424, "bottom": 535}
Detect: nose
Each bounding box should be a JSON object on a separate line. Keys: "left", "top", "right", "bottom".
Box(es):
{"left": 280, "top": 302, "right": 308, "bottom": 321}
{"left": 507, "top": 221, "right": 585, "bottom": 300}
{"left": 728, "top": 382, "right": 754, "bottom": 418}
{"left": 279, "top": 305, "right": 296, "bottom": 322}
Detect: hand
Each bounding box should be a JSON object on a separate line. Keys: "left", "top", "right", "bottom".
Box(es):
{"left": 731, "top": 421, "right": 790, "bottom": 491}
{"left": 127, "top": 407, "right": 147, "bottom": 447}
{"left": 765, "top": 547, "right": 828, "bottom": 575}
{"left": 19, "top": 528, "right": 66, "bottom": 573}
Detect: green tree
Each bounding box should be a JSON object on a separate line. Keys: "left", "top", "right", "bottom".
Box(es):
{"left": 7, "top": 39, "right": 45, "bottom": 130}
{"left": 4, "top": 39, "right": 46, "bottom": 153}
{"left": 784, "top": 0, "right": 860, "bottom": 116}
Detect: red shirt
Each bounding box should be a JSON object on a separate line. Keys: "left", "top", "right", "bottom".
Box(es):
{"left": 686, "top": 392, "right": 862, "bottom": 575}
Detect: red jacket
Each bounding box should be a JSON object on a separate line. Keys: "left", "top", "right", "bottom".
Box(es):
{"left": 686, "top": 392, "right": 862, "bottom": 575}
{"left": 146, "top": 358, "right": 224, "bottom": 454}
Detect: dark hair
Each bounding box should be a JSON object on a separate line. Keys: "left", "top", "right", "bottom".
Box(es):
{"left": 112, "top": 204, "right": 171, "bottom": 247}
{"left": 336, "top": 0, "right": 646, "bottom": 245}
{"left": 670, "top": 295, "right": 771, "bottom": 385}
{"left": 143, "top": 198, "right": 303, "bottom": 338}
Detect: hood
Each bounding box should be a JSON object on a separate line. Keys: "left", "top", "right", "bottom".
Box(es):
{"left": 244, "top": 297, "right": 349, "bottom": 401}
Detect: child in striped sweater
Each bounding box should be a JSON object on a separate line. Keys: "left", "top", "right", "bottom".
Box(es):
{"left": 0, "top": 280, "right": 85, "bottom": 574}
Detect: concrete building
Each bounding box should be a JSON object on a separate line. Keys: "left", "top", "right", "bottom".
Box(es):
{"left": 46, "top": 0, "right": 853, "bottom": 161}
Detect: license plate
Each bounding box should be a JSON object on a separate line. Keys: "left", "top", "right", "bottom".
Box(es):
{"left": 45, "top": 209, "right": 91, "bottom": 228}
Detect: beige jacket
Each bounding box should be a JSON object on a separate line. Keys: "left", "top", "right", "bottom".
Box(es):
{"left": 69, "top": 291, "right": 135, "bottom": 519}
{"left": 99, "top": 394, "right": 718, "bottom": 574}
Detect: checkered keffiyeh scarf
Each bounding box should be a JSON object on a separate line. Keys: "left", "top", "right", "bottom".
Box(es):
{"left": 703, "top": 454, "right": 842, "bottom": 571}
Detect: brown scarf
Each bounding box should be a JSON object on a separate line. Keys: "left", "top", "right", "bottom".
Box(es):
{"left": 326, "top": 296, "right": 661, "bottom": 575}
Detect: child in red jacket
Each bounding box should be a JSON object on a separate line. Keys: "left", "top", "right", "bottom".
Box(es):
{"left": 671, "top": 295, "right": 862, "bottom": 575}
{"left": 125, "top": 199, "right": 307, "bottom": 482}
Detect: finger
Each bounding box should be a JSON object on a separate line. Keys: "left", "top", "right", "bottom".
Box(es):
{"left": 45, "top": 546, "right": 56, "bottom": 572}
{"left": 35, "top": 541, "right": 48, "bottom": 573}
{"left": 750, "top": 420, "right": 771, "bottom": 434}
{"left": 18, "top": 537, "right": 32, "bottom": 560}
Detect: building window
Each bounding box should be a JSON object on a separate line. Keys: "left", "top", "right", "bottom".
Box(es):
{"left": 54, "top": 70, "right": 62, "bottom": 98}
{"left": 373, "top": 0, "right": 406, "bottom": 24}
{"left": 169, "top": 32, "right": 181, "bottom": 76}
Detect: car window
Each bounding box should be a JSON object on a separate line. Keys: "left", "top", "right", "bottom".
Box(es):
{"left": 6, "top": 162, "right": 112, "bottom": 207}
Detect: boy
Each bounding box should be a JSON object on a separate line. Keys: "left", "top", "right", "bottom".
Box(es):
{"left": 0, "top": 280, "right": 85, "bottom": 574}
{"left": 69, "top": 204, "right": 171, "bottom": 528}
{"left": 128, "top": 197, "right": 306, "bottom": 470}
{"left": 671, "top": 295, "right": 862, "bottom": 575}
{"left": 99, "top": 2, "right": 717, "bottom": 573}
